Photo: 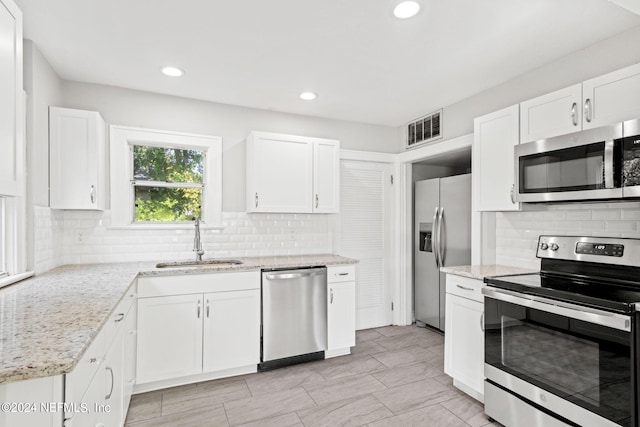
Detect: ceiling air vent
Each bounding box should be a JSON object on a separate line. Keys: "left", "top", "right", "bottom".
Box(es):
{"left": 406, "top": 109, "right": 442, "bottom": 150}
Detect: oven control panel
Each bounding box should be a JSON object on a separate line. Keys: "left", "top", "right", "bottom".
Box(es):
{"left": 537, "top": 235, "right": 639, "bottom": 266}
{"left": 575, "top": 242, "right": 624, "bottom": 257}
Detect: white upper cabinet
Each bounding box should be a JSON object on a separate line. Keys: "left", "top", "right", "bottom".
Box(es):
{"left": 520, "top": 84, "right": 582, "bottom": 143}
{"left": 49, "top": 107, "right": 108, "bottom": 210}
{"left": 0, "top": 0, "right": 22, "bottom": 197}
{"left": 473, "top": 104, "right": 520, "bottom": 212}
{"left": 313, "top": 140, "right": 340, "bottom": 213}
{"left": 583, "top": 62, "right": 640, "bottom": 129}
{"left": 246, "top": 131, "right": 340, "bottom": 213}
{"left": 520, "top": 62, "right": 640, "bottom": 142}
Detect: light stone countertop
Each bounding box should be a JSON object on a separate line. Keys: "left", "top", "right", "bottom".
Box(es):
{"left": 440, "top": 264, "right": 536, "bottom": 280}
{"left": 0, "top": 254, "right": 357, "bottom": 385}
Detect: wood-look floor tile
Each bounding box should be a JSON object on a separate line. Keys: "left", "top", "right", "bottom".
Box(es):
{"left": 236, "top": 412, "right": 303, "bottom": 427}
{"left": 304, "top": 373, "right": 386, "bottom": 406}
{"left": 371, "top": 361, "right": 443, "bottom": 388}
{"left": 224, "top": 387, "right": 316, "bottom": 426}
{"left": 126, "top": 404, "right": 228, "bottom": 427}
{"left": 368, "top": 403, "right": 468, "bottom": 427}
{"left": 374, "top": 332, "right": 442, "bottom": 351}
{"left": 297, "top": 394, "right": 393, "bottom": 427}
{"left": 356, "top": 328, "right": 385, "bottom": 343}
{"left": 161, "top": 378, "right": 251, "bottom": 416}
{"left": 124, "top": 390, "right": 162, "bottom": 424}
{"left": 245, "top": 364, "right": 325, "bottom": 396}
{"left": 350, "top": 339, "right": 386, "bottom": 356}
{"left": 314, "top": 354, "right": 384, "bottom": 381}
{"left": 371, "top": 344, "right": 441, "bottom": 368}
{"left": 373, "top": 378, "right": 459, "bottom": 414}
{"left": 441, "top": 395, "right": 493, "bottom": 427}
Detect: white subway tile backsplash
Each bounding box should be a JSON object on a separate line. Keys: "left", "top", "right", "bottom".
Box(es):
{"left": 496, "top": 202, "right": 640, "bottom": 269}
{"left": 32, "top": 210, "right": 332, "bottom": 267}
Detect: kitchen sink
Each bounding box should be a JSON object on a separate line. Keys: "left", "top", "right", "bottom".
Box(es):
{"left": 155, "top": 259, "right": 243, "bottom": 268}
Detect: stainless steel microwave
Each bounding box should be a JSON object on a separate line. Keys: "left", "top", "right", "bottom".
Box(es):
{"left": 514, "top": 119, "right": 640, "bottom": 202}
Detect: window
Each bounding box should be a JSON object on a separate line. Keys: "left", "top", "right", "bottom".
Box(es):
{"left": 132, "top": 145, "right": 205, "bottom": 222}
{"left": 110, "top": 126, "right": 223, "bottom": 228}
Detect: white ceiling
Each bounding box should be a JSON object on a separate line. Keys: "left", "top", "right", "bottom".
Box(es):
{"left": 16, "top": 0, "right": 640, "bottom": 127}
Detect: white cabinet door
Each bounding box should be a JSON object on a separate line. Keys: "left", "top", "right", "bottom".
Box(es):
{"left": 69, "top": 369, "right": 104, "bottom": 427}
{"left": 327, "top": 281, "right": 356, "bottom": 351}
{"left": 583, "top": 63, "right": 640, "bottom": 129}
{"left": 50, "top": 107, "right": 107, "bottom": 210}
{"left": 136, "top": 294, "right": 204, "bottom": 384}
{"left": 444, "top": 292, "right": 484, "bottom": 399}
{"left": 473, "top": 105, "right": 520, "bottom": 211}
{"left": 313, "top": 140, "right": 340, "bottom": 213}
{"left": 519, "top": 83, "right": 582, "bottom": 143}
{"left": 247, "top": 132, "right": 313, "bottom": 213}
{"left": 202, "top": 289, "right": 260, "bottom": 372}
{"left": 103, "top": 330, "right": 124, "bottom": 427}
{"left": 122, "top": 301, "right": 136, "bottom": 418}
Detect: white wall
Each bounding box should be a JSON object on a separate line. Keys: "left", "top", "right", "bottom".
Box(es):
{"left": 60, "top": 82, "right": 399, "bottom": 212}
{"left": 23, "top": 41, "right": 64, "bottom": 274}
{"left": 436, "top": 25, "right": 640, "bottom": 141}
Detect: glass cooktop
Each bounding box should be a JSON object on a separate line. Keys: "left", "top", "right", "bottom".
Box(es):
{"left": 485, "top": 273, "right": 640, "bottom": 314}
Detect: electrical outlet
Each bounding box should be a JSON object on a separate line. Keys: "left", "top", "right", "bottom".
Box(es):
{"left": 75, "top": 229, "right": 87, "bottom": 244}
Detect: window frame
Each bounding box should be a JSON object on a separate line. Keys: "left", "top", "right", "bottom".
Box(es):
{"left": 110, "top": 126, "right": 223, "bottom": 229}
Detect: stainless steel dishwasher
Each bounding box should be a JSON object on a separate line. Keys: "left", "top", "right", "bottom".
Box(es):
{"left": 259, "top": 267, "right": 327, "bottom": 371}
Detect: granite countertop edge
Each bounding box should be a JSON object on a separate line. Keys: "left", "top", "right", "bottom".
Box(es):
{"left": 0, "top": 254, "right": 358, "bottom": 385}
{"left": 440, "top": 264, "right": 536, "bottom": 280}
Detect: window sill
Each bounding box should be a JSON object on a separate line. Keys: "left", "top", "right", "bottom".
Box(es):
{"left": 0, "top": 271, "right": 35, "bottom": 290}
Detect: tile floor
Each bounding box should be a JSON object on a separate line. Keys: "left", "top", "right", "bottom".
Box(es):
{"left": 124, "top": 324, "right": 498, "bottom": 427}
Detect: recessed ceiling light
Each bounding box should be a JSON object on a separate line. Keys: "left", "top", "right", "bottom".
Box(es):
{"left": 300, "top": 92, "right": 317, "bottom": 101}
{"left": 393, "top": 1, "right": 420, "bottom": 19}
{"left": 162, "top": 66, "right": 185, "bottom": 77}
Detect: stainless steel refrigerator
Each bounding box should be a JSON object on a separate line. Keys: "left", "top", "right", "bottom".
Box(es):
{"left": 414, "top": 174, "right": 471, "bottom": 331}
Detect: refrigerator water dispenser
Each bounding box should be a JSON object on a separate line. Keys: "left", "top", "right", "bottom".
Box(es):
{"left": 419, "top": 223, "right": 433, "bottom": 252}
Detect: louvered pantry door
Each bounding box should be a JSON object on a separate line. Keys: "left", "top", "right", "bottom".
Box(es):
{"left": 338, "top": 160, "right": 393, "bottom": 329}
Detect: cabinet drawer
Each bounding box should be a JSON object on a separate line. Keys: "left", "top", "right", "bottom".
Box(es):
{"left": 446, "top": 275, "right": 484, "bottom": 303}
{"left": 103, "top": 284, "right": 136, "bottom": 348}
{"left": 138, "top": 271, "right": 260, "bottom": 298}
{"left": 65, "top": 329, "right": 105, "bottom": 404}
{"left": 327, "top": 265, "right": 356, "bottom": 283}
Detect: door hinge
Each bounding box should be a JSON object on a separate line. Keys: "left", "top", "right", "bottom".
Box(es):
{"left": 390, "top": 175, "right": 394, "bottom": 185}
{"left": 391, "top": 302, "right": 394, "bottom": 311}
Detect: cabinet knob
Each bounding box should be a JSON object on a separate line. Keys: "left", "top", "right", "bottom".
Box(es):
{"left": 571, "top": 102, "right": 578, "bottom": 126}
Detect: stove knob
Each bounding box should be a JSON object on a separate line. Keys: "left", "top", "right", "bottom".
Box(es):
{"left": 539, "top": 243, "right": 549, "bottom": 250}
{"left": 550, "top": 243, "right": 559, "bottom": 251}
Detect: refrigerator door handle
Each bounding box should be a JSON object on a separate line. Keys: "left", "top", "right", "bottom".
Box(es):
{"left": 437, "top": 207, "right": 444, "bottom": 267}
{"left": 432, "top": 207, "right": 440, "bottom": 268}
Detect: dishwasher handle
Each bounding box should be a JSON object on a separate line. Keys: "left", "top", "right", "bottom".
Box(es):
{"left": 265, "top": 270, "right": 325, "bottom": 280}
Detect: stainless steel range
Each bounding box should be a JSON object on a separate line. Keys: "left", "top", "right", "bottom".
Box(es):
{"left": 482, "top": 235, "right": 640, "bottom": 427}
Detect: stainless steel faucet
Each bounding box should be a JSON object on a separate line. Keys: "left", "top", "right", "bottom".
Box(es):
{"left": 193, "top": 217, "right": 204, "bottom": 262}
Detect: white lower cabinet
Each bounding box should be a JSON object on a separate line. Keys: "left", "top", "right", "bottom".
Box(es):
{"left": 202, "top": 290, "right": 260, "bottom": 372}
{"left": 137, "top": 294, "right": 204, "bottom": 383}
{"left": 65, "top": 281, "right": 137, "bottom": 427}
{"left": 135, "top": 271, "right": 261, "bottom": 391}
{"left": 326, "top": 266, "right": 356, "bottom": 358}
{"left": 444, "top": 274, "right": 485, "bottom": 402}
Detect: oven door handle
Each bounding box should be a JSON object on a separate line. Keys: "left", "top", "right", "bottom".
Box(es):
{"left": 482, "top": 287, "right": 631, "bottom": 332}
